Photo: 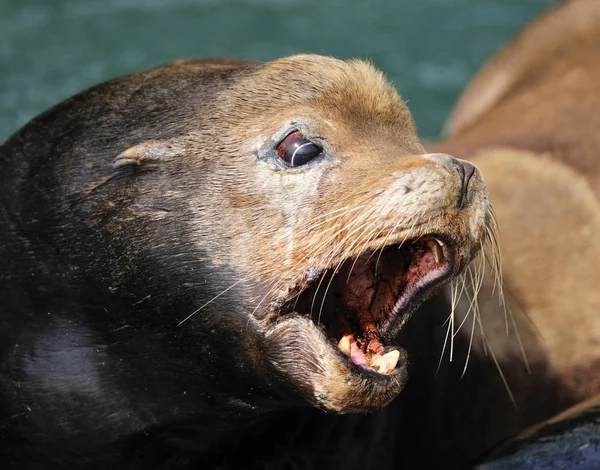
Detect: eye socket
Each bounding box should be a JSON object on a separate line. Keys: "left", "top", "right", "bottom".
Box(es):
{"left": 276, "top": 131, "right": 322, "bottom": 167}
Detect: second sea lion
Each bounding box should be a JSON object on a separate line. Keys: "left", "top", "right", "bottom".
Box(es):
{"left": 424, "top": 0, "right": 600, "bottom": 465}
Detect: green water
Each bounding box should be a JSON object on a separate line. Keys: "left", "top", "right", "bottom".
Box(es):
{"left": 0, "top": 0, "right": 557, "bottom": 142}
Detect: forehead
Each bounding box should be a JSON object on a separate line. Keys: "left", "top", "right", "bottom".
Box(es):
{"left": 228, "top": 55, "right": 418, "bottom": 140}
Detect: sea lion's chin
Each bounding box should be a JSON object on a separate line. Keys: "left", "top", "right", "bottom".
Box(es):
{"left": 263, "top": 234, "right": 456, "bottom": 414}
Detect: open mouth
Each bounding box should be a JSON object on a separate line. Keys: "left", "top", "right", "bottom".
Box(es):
{"left": 276, "top": 235, "right": 453, "bottom": 376}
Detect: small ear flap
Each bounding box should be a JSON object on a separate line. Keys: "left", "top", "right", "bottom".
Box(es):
{"left": 113, "top": 139, "right": 183, "bottom": 168}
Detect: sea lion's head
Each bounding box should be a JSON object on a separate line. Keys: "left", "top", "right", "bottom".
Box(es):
{"left": 19, "top": 55, "right": 495, "bottom": 416}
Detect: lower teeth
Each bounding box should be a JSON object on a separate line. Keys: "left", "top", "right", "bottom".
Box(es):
{"left": 337, "top": 335, "right": 400, "bottom": 375}
{"left": 371, "top": 350, "right": 400, "bottom": 374}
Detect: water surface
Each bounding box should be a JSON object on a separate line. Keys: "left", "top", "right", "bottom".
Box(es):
{"left": 0, "top": 0, "right": 557, "bottom": 141}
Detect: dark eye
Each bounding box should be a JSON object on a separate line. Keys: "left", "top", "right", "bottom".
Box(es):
{"left": 276, "top": 131, "right": 322, "bottom": 167}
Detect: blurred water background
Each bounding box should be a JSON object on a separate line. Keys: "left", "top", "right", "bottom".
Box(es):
{"left": 0, "top": 0, "right": 558, "bottom": 142}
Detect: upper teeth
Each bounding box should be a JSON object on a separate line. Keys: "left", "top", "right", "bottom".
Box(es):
{"left": 425, "top": 239, "right": 445, "bottom": 263}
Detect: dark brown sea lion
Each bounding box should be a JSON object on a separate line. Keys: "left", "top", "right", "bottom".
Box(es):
{"left": 0, "top": 55, "right": 492, "bottom": 468}
{"left": 420, "top": 0, "right": 600, "bottom": 465}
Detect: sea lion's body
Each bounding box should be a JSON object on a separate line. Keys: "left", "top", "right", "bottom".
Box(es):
{"left": 0, "top": 59, "right": 272, "bottom": 469}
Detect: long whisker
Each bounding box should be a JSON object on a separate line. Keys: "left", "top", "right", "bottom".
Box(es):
{"left": 458, "top": 261, "right": 483, "bottom": 373}
{"left": 442, "top": 270, "right": 469, "bottom": 329}
{"left": 477, "top": 313, "right": 517, "bottom": 408}
{"left": 178, "top": 279, "right": 245, "bottom": 326}
{"left": 373, "top": 206, "right": 428, "bottom": 275}
{"left": 460, "top": 285, "right": 479, "bottom": 379}
{"left": 345, "top": 218, "right": 387, "bottom": 283}
{"left": 436, "top": 311, "right": 453, "bottom": 375}
{"left": 506, "top": 300, "right": 531, "bottom": 374}
{"left": 301, "top": 205, "right": 366, "bottom": 234}
{"left": 453, "top": 268, "right": 478, "bottom": 335}
{"left": 341, "top": 192, "right": 401, "bottom": 281}
{"left": 481, "top": 216, "right": 531, "bottom": 375}
{"left": 450, "top": 283, "right": 455, "bottom": 362}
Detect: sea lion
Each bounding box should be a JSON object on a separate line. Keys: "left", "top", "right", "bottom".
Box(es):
{"left": 0, "top": 55, "right": 492, "bottom": 468}
{"left": 420, "top": 0, "right": 600, "bottom": 465}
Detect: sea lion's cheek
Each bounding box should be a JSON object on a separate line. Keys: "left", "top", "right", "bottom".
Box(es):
{"left": 195, "top": 161, "right": 329, "bottom": 280}
{"left": 250, "top": 161, "right": 328, "bottom": 229}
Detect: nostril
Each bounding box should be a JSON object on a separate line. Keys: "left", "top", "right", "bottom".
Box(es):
{"left": 421, "top": 153, "right": 477, "bottom": 209}
{"left": 458, "top": 160, "right": 476, "bottom": 186}
{"left": 455, "top": 159, "right": 477, "bottom": 209}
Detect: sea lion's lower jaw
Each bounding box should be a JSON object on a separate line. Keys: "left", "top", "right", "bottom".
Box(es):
{"left": 263, "top": 234, "right": 455, "bottom": 413}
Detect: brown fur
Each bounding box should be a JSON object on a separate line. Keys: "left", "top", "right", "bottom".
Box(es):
{"left": 441, "top": 0, "right": 600, "bottom": 191}
{"left": 425, "top": 0, "right": 600, "bottom": 463}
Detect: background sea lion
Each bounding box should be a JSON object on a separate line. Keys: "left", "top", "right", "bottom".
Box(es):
{"left": 413, "top": 0, "right": 600, "bottom": 465}
{"left": 0, "top": 55, "right": 492, "bottom": 468}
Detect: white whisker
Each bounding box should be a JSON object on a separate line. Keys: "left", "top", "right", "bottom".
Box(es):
{"left": 178, "top": 279, "right": 245, "bottom": 326}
